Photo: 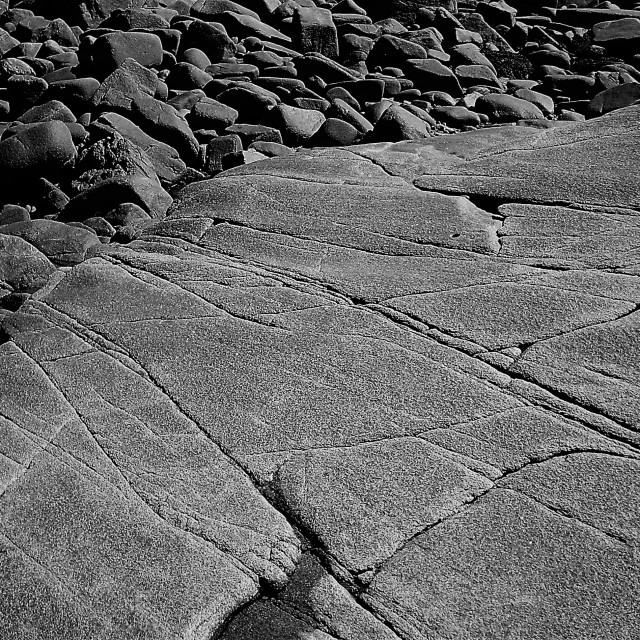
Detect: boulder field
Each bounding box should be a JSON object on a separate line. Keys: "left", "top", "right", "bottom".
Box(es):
{"left": 1, "top": 0, "right": 640, "bottom": 638}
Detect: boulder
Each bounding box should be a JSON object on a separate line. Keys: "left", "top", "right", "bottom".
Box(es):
{"left": 593, "top": 17, "right": 640, "bottom": 52}
{"left": 0, "top": 234, "right": 56, "bottom": 293}
{"left": 405, "top": 58, "right": 463, "bottom": 97}
{"left": 369, "top": 103, "right": 431, "bottom": 141}
{"left": 64, "top": 133, "right": 173, "bottom": 220}
{"left": 475, "top": 93, "right": 545, "bottom": 122}
{"left": 589, "top": 82, "right": 640, "bottom": 116}
{"left": 11, "top": 0, "right": 148, "bottom": 28}
{"left": 0, "top": 219, "right": 101, "bottom": 266}
{"left": 292, "top": 6, "right": 339, "bottom": 58}
{"left": 0, "top": 120, "right": 76, "bottom": 182}
{"left": 269, "top": 104, "right": 326, "bottom": 146}
{"left": 92, "top": 32, "right": 164, "bottom": 77}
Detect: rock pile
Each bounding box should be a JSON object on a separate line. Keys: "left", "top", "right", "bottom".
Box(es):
{"left": 1, "top": 0, "right": 640, "bottom": 286}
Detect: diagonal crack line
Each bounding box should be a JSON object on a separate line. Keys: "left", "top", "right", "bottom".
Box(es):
{"left": 363, "top": 303, "right": 640, "bottom": 452}
{"left": 9, "top": 343, "right": 258, "bottom": 584}
{"left": 27, "top": 303, "right": 306, "bottom": 584}
{"left": 505, "top": 488, "right": 629, "bottom": 548}
{"left": 0, "top": 532, "right": 91, "bottom": 607}
{"left": 365, "top": 485, "right": 496, "bottom": 582}
{"left": 207, "top": 211, "right": 497, "bottom": 260}
{"left": 467, "top": 129, "right": 637, "bottom": 161}
{"left": 104, "top": 257, "right": 295, "bottom": 335}
{"left": 511, "top": 303, "right": 640, "bottom": 353}
{"left": 341, "top": 148, "right": 409, "bottom": 182}
{"left": 497, "top": 448, "right": 640, "bottom": 482}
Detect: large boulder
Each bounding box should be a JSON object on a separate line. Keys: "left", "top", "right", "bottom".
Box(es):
{"left": 0, "top": 121, "right": 76, "bottom": 183}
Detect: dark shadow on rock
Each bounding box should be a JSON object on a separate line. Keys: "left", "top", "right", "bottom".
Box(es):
{"left": 218, "top": 553, "right": 329, "bottom": 639}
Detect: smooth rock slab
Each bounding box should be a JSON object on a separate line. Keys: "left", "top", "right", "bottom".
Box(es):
{"left": 364, "top": 487, "right": 640, "bottom": 640}
{"left": 0, "top": 320, "right": 296, "bottom": 639}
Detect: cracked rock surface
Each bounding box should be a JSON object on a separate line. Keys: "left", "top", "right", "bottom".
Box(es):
{"left": 1, "top": 105, "right": 640, "bottom": 639}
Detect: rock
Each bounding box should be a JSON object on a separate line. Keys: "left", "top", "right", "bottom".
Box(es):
{"left": 205, "top": 62, "right": 260, "bottom": 80}
{"left": 405, "top": 103, "right": 640, "bottom": 209}
{"left": 182, "top": 19, "right": 236, "bottom": 63}
{"left": 0, "top": 120, "right": 76, "bottom": 182}
{"left": 458, "top": 12, "right": 515, "bottom": 52}
{"left": 94, "top": 112, "right": 187, "bottom": 184}
{"left": 187, "top": 97, "right": 239, "bottom": 130}
{"left": 0, "top": 205, "right": 30, "bottom": 226}
{"left": 528, "top": 47, "right": 572, "bottom": 69}
{"left": 0, "top": 219, "right": 101, "bottom": 266}
{"left": 92, "top": 57, "right": 158, "bottom": 112}
{"left": 294, "top": 52, "right": 358, "bottom": 84}
{"left": 2, "top": 99, "right": 640, "bottom": 640}
{"left": 91, "top": 31, "right": 164, "bottom": 77}
{"left": 312, "top": 117, "right": 360, "bottom": 145}
{"left": 131, "top": 93, "right": 201, "bottom": 166}
{"left": 476, "top": 93, "right": 545, "bottom": 122}
{"left": 248, "top": 140, "right": 294, "bottom": 156}
{"left": 225, "top": 124, "right": 283, "bottom": 146}
{"left": 270, "top": 104, "right": 326, "bottom": 146}
{"left": 217, "top": 12, "right": 291, "bottom": 43}
{"left": 432, "top": 105, "right": 483, "bottom": 127}
{"left": 0, "top": 233, "right": 56, "bottom": 293}
{"left": 543, "top": 74, "right": 596, "bottom": 100}
{"left": 589, "top": 82, "right": 640, "bottom": 116}
{"left": 359, "top": 0, "right": 457, "bottom": 24}
{"left": 103, "top": 201, "right": 151, "bottom": 227}
{"left": 292, "top": 6, "right": 339, "bottom": 58}
{"left": 455, "top": 64, "right": 502, "bottom": 88}
{"left": 82, "top": 216, "right": 116, "bottom": 239}
{"left": 557, "top": 7, "right": 640, "bottom": 29}
{"left": 404, "top": 58, "right": 463, "bottom": 97}
{"left": 179, "top": 47, "right": 213, "bottom": 70}
{"left": 0, "top": 58, "right": 35, "bottom": 82}
{"left": 64, "top": 133, "right": 173, "bottom": 220}
{"left": 369, "top": 103, "right": 431, "bottom": 141}
{"left": 205, "top": 133, "right": 243, "bottom": 172}
{"left": 593, "top": 17, "right": 640, "bottom": 52}
{"left": 326, "top": 98, "right": 373, "bottom": 134}
{"left": 17, "top": 99, "right": 76, "bottom": 124}
{"left": 477, "top": 0, "right": 518, "bottom": 29}
{"left": 47, "top": 77, "right": 100, "bottom": 111}
{"left": 216, "top": 84, "right": 280, "bottom": 123}
{"left": 99, "top": 8, "right": 171, "bottom": 30}
{"left": 0, "top": 27, "right": 19, "bottom": 55}
{"left": 367, "top": 34, "right": 428, "bottom": 69}
{"left": 191, "top": 0, "right": 260, "bottom": 22}
{"left": 514, "top": 88, "right": 555, "bottom": 114}
{"left": 11, "top": 0, "right": 149, "bottom": 28}
{"left": 4, "top": 75, "right": 48, "bottom": 116}
{"left": 450, "top": 43, "right": 498, "bottom": 73}
{"left": 166, "top": 62, "right": 213, "bottom": 90}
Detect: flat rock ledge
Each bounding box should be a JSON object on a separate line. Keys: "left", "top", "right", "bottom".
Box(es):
{"left": 1, "top": 104, "right": 640, "bottom": 638}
